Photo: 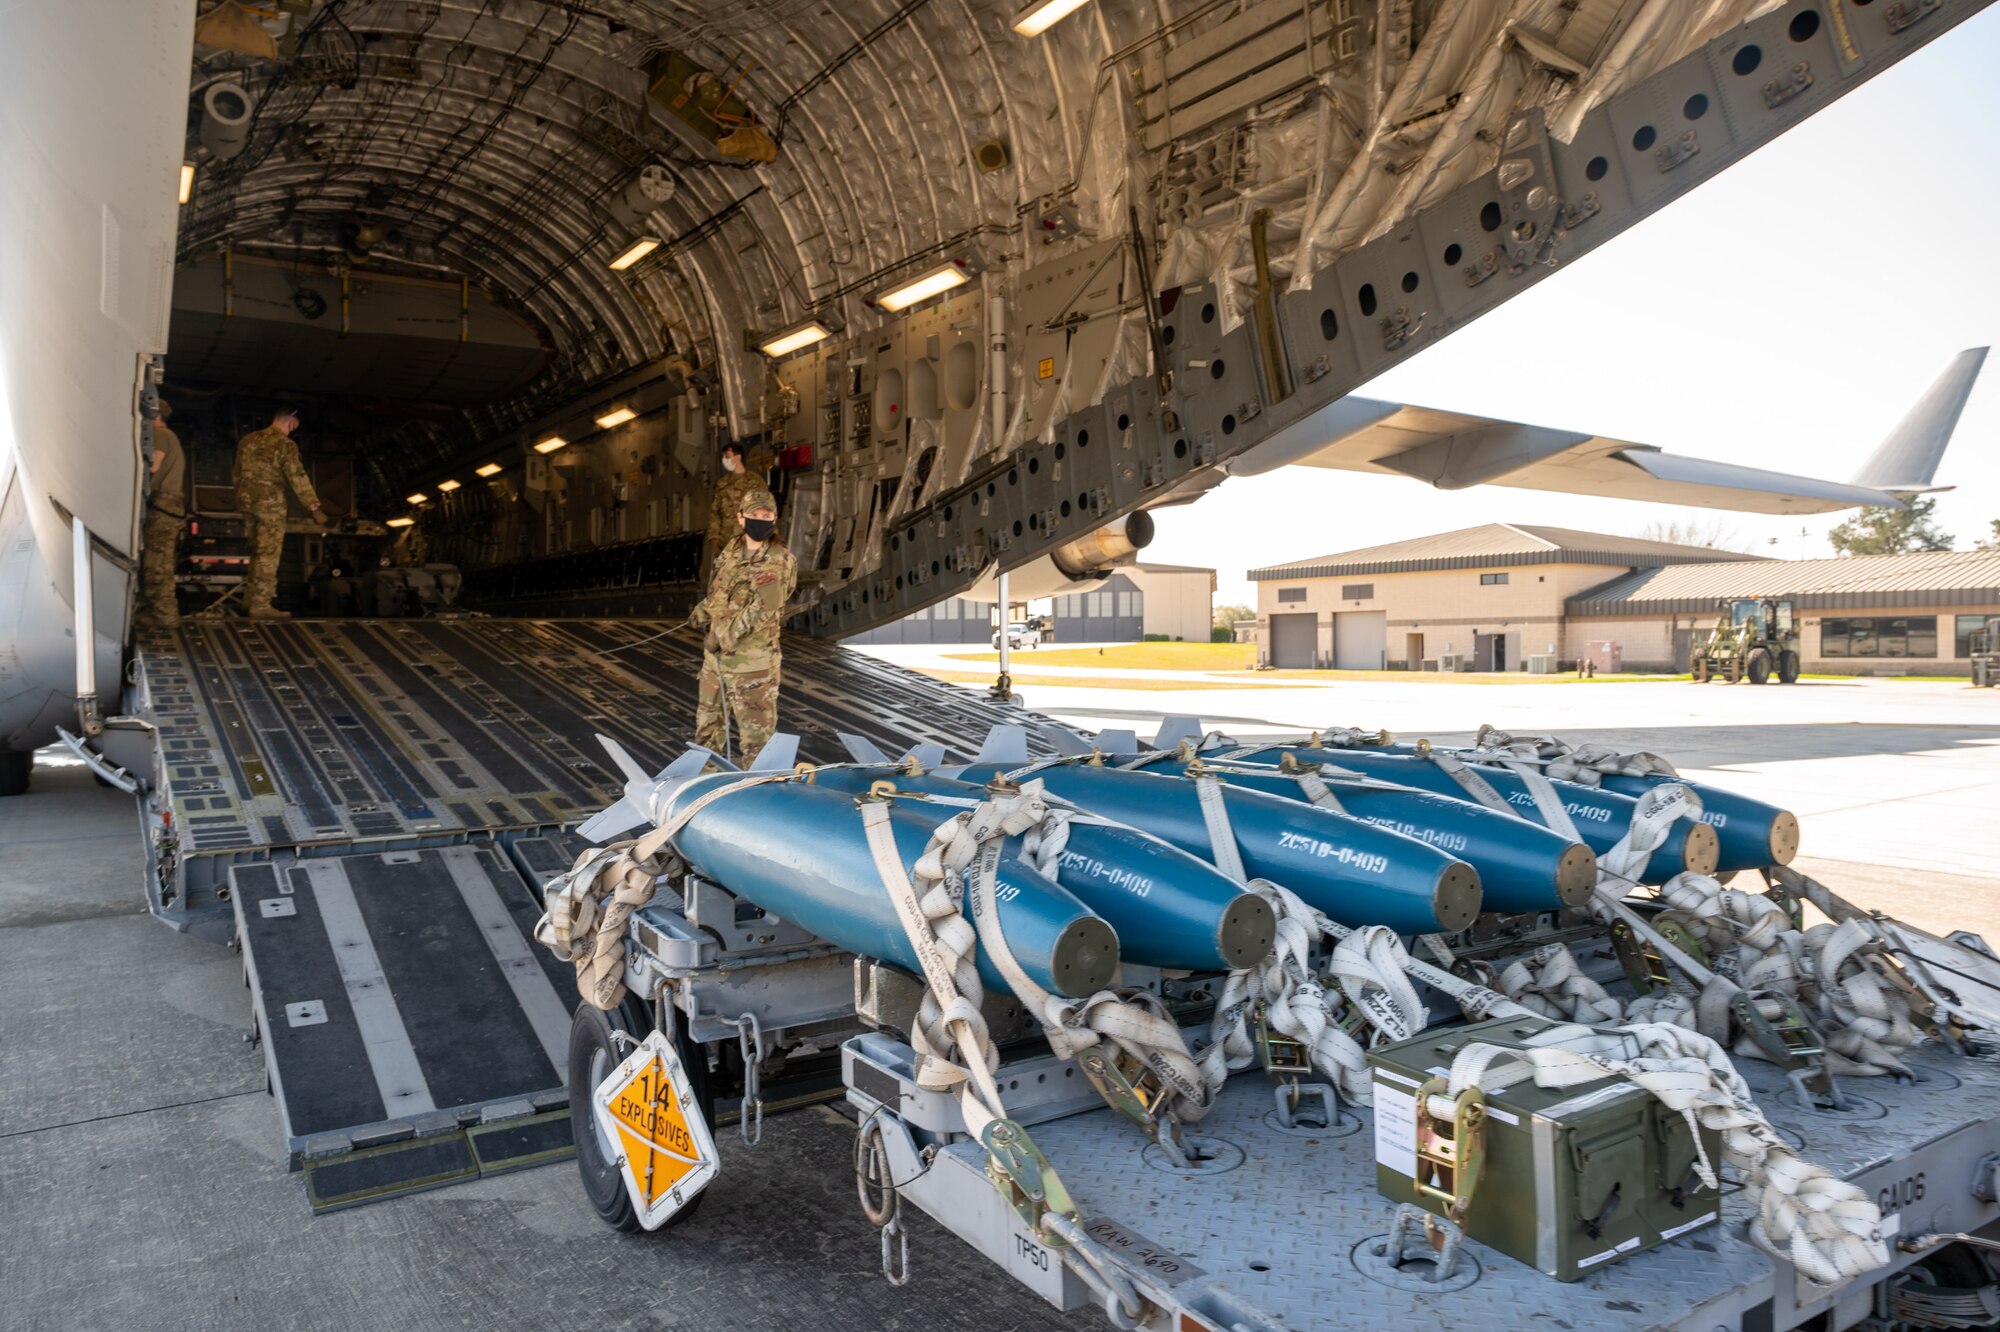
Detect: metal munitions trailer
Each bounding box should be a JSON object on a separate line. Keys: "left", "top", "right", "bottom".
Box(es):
{"left": 585, "top": 868, "right": 2000, "bottom": 1332}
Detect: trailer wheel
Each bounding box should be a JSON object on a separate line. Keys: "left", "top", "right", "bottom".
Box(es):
{"left": 569, "top": 995, "right": 712, "bottom": 1233}
{"left": 0, "top": 749, "right": 29, "bottom": 797}
{"left": 1778, "top": 651, "right": 1800, "bottom": 684}
{"left": 1746, "top": 649, "right": 1772, "bottom": 685}
{"left": 1692, "top": 659, "right": 1709, "bottom": 683}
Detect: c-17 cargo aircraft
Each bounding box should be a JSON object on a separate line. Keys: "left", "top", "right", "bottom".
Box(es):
{"left": 6, "top": 7, "right": 2000, "bottom": 1314}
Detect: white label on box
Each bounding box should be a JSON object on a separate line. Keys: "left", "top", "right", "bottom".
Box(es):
{"left": 1576, "top": 1235, "right": 1642, "bottom": 1270}
{"left": 1374, "top": 1080, "right": 1419, "bottom": 1178}
{"left": 1374, "top": 1068, "right": 1421, "bottom": 1089}
{"left": 1662, "top": 1213, "right": 1717, "bottom": 1241}
{"left": 1005, "top": 1219, "right": 1066, "bottom": 1304}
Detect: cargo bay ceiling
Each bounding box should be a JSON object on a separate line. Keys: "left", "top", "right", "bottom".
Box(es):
{"left": 167, "top": 0, "right": 1985, "bottom": 636}
{"left": 176, "top": 0, "right": 1785, "bottom": 471}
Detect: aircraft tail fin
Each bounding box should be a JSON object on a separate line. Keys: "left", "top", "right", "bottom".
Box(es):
{"left": 899, "top": 741, "right": 947, "bottom": 770}
{"left": 1151, "top": 716, "right": 1206, "bottom": 751}
{"left": 1848, "top": 347, "right": 1987, "bottom": 496}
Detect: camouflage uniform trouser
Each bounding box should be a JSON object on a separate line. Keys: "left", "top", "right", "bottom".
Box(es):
{"left": 695, "top": 651, "right": 781, "bottom": 764}
{"left": 241, "top": 490, "right": 288, "bottom": 609}
{"left": 138, "top": 507, "right": 183, "bottom": 623}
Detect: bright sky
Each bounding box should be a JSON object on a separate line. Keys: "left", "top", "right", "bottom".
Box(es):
{"left": 1148, "top": 7, "right": 2000, "bottom": 609}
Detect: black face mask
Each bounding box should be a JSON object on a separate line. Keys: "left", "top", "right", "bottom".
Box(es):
{"left": 742, "top": 516, "right": 776, "bottom": 542}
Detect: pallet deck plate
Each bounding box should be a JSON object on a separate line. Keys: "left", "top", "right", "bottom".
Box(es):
{"left": 962, "top": 1042, "right": 2000, "bottom": 1330}
{"left": 232, "top": 845, "right": 580, "bottom": 1210}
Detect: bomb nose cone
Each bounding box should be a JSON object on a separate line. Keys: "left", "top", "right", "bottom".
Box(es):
{"left": 1433, "top": 862, "right": 1481, "bottom": 931}
{"left": 1768, "top": 810, "right": 1801, "bottom": 865}
{"left": 1052, "top": 915, "right": 1120, "bottom": 993}
{"left": 1555, "top": 843, "right": 1598, "bottom": 907}
{"left": 1216, "top": 893, "right": 1277, "bottom": 968}
{"left": 1682, "top": 820, "right": 1721, "bottom": 876}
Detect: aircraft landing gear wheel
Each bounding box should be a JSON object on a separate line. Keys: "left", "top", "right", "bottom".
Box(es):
{"left": 1778, "top": 650, "right": 1800, "bottom": 684}
{"left": 1747, "top": 649, "right": 1772, "bottom": 685}
{"left": 0, "top": 749, "right": 30, "bottom": 797}
{"left": 569, "top": 995, "right": 712, "bottom": 1234}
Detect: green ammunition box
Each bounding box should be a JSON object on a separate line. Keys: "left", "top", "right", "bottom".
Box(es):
{"left": 1368, "top": 1016, "right": 1724, "bottom": 1281}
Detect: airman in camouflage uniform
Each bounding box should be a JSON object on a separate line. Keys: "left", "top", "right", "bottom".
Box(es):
{"left": 703, "top": 442, "right": 764, "bottom": 578}
{"left": 137, "top": 399, "right": 187, "bottom": 628}
{"left": 233, "top": 405, "right": 327, "bottom": 619}
{"left": 688, "top": 484, "right": 795, "bottom": 764}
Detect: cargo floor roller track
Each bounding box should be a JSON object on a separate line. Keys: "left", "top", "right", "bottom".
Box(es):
{"left": 137, "top": 617, "right": 1044, "bottom": 919}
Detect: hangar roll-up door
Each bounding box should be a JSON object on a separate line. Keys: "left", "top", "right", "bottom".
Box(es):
{"left": 1270, "top": 613, "right": 1317, "bottom": 668}
{"left": 1334, "top": 612, "right": 1386, "bottom": 671}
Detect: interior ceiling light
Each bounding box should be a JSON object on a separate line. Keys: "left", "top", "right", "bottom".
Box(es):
{"left": 436, "top": 479, "right": 461, "bottom": 492}
{"left": 758, "top": 320, "right": 832, "bottom": 358}
{"left": 474, "top": 462, "right": 504, "bottom": 477}
{"left": 178, "top": 161, "right": 195, "bottom": 205}
{"left": 594, "top": 405, "right": 638, "bottom": 429}
{"left": 533, "top": 435, "right": 568, "bottom": 454}
{"left": 877, "top": 263, "right": 970, "bottom": 313}
{"left": 1013, "top": 0, "right": 1094, "bottom": 37}
{"left": 608, "top": 235, "right": 661, "bottom": 272}
{"left": 405, "top": 492, "right": 429, "bottom": 505}
{"left": 385, "top": 516, "right": 415, "bottom": 528}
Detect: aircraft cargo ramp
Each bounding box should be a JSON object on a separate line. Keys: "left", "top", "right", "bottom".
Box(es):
{"left": 127, "top": 617, "right": 1037, "bottom": 1208}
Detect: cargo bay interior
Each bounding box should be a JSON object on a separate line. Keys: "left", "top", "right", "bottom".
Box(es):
{"left": 12, "top": 2, "right": 2000, "bottom": 1322}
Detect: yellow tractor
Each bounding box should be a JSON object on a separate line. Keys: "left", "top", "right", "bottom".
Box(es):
{"left": 1691, "top": 597, "right": 1801, "bottom": 684}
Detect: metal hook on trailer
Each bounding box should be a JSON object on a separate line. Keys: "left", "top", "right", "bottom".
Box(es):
{"left": 732, "top": 1011, "right": 765, "bottom": 1146}
{"left": 854, "top": 1118, "right": 909, "bottom": 1285}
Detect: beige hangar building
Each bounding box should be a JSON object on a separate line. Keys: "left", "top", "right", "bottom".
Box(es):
{"left": 1247, "top": 524, "right": 2000, "bottom": 675}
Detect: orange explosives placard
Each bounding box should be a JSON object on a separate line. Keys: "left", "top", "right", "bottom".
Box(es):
{"left": 592, "top": 1030, "right": 719, "bottom": 1228}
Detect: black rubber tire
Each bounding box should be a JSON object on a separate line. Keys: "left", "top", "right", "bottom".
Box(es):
{"left": 1692, "top": 660, "right": 1709, "bottom": 683}
{"left": 1778, "top": 651, "right": 1800, "bottom": 685}
{"left": 1746, "top": 649, "right": 1772, "bottom": 685}
{"left": 568, "top": 995, "right": 712, "bottom": 1234}
{"left": 0, "top": 749, "right": 30, "bottom": 797}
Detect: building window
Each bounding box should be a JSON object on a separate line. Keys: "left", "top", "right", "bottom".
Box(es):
{"left": 1087, "top": 591, "right": 1109, "bottom": 617}
{"left": 1956, "top": 614, "right": 1994, "bottom": 657}
{"left": 1341, "top": 583, "right": 1374, "bottom": 600}
{"left": 1821, "top": 616, "right": 1937, "bottom": 658}
{"left": 939, "top": 599, "right": 958, "bottom": 620}
{"left": 1277, "top": 587, "right": 1307, "bottom": 603}
{"left": 1118, "top": 590, "right": 1140, "bottom": 617}
{"left": 1479, "top": 572, "right": 1509, "bottom": 586}
{"left": 911, "top": 604, "right": 930, "bottom": 620}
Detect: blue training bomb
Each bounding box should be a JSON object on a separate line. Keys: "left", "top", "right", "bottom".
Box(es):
{"left": 945, "top": 760, "right": 1481, "bottom": 936}
{"left": 1206, "top": 745, "right": 1719, "bottom": 884}
{"left": 1087, "top": 752, "right": 1595, "bottom": 915}
{"left": 802, "top": 765, "right": 1275, "bottom": 972}
{"left": 582, "top": 752, "right": 1119, "bottom": 998}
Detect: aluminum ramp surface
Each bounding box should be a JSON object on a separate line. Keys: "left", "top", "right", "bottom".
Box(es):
{"left": 231, "top": 845, "right": 579, "bottom": 1212}
{"left": 135, "top": 617, "right": 1048, "bottom": 927}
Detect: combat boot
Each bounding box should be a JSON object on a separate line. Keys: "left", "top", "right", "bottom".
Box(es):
{"left": 246, "top": 605, "right": 292, "bottom": 620}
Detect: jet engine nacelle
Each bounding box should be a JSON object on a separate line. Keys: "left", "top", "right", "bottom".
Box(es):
{"left": 960, "top": 510, "right": 1154, "bottom": 602}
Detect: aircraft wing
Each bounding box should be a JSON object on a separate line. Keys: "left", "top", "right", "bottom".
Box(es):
{"left": 1224, "top": 396, "right": 1918, "bottom": 515}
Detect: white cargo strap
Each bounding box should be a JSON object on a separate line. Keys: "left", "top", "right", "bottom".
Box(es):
{"left": 1113, "top": 748, "right": 1185, "bottom": 770}
{"left": 1657, "top": 875, "right": 1917, "bottom": 1079}
{"left": 1292, "top": 769, "right": 1345, "bottom": 814}
{"left": 536, "top": 772, "right": 796, "bottom": 1009}
{"left": 1444, "top": 1022, "right": 1890, "bottom": 1287}
{"left": 1596, "top": 782, "right": 1699, "bottom": 885}
{"left": 859, "top": 781, "right": 1214, "bottom": 1130}
{"left": 1466, "top": 725, "right": 1680, "bottom": 788}
{"left": 1310, "top": 727, "right": 1397, "bottom": 749}
{"left": 1188, "top": 772, "right": 1249, "bottom": 885}
{"left": 1201, "top": 883, "right": 1433, "bottom": 1105}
